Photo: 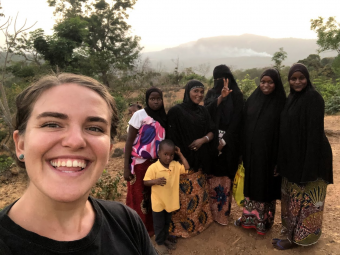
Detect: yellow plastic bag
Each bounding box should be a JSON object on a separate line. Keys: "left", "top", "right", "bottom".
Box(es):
{"left": 232, "top": 163, "right": 245, "bottom": 207}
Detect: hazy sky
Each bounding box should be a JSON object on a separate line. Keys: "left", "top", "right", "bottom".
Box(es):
{"left": 1, "top": 0, "right": 340, "bottom": 52}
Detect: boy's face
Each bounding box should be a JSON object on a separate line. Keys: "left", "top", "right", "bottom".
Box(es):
{"left": 158, "top": 144, "right": 175, "bottom": 166}
{"left": 128, "top": 106, "right": 138, "bottom": 116}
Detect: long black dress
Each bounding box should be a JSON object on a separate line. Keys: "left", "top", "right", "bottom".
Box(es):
{"left": 240, "top": 68, "right": 286, "bottom": 235}
{"left": 167, "top": 80, "right": 215, "bottom": 237}
{"left": 277, "top": 63, "right": 333, "bottom": 245}
{"left": 204, "top": 65, "right": 243, "bottom": 225}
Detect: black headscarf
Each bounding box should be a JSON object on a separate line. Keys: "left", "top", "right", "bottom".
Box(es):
{"left": 144, "top": 87, "right": 167, "bottom": 129}
{"left": 278, "top": 63, "right": 333, "bottom": 184}
{"left": 182, "top": 79, "right": 205, "bottom": 110}
{"left": 243, "top": 68, "right": 286, "bottom": 202}
{"left": 204, "top": 65, "right": 244, "bottom": 178}
{"left": 167, "top": 80, "right": 215, "bottom": 174}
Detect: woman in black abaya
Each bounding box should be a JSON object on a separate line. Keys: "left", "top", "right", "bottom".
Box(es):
{"left": 204, "top": 65, "right": 243, "bottom": 225}
{"left": 235, "top": 68, "right": 286, "bottom": 235}
{"left": 167, "top": 80, "right": 215, "bottom": 238}
{"left": 273, "top": 63, "right": 333, "bottom": 250}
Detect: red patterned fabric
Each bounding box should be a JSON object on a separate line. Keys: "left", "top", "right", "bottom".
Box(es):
{"left": 126, "top": 159, "right": 155, "bottom": 236}
{"left": 240, "top": 197, "right": 276, "bottom": 235}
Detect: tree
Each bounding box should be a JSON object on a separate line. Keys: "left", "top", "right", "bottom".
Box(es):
{"left": 237, "top": 74, "right": 257, "bottom": 100}
{"left": 271, "top": 47, "right": 287, "bottom": 71}
{"left": 311, "top": 17, "right": 340, "bottom": 54}
{"left": 12, "top": 29, "right": 45, "bottom": 66}
{"left": 0, "top": 14, "right": 36, "bottom": 158}
{"left": 42, "top": 0, "right": 142, "bottom": 86}
{"left": 332, "top": 55, "right": 340, "bottom": 75}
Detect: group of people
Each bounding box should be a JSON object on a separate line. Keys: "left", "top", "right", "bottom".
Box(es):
{"left": 124, "top": 63, "right": 333, "bottom": 254}
{"left": 0, "top": 63, "right": 333, "bottom": 255}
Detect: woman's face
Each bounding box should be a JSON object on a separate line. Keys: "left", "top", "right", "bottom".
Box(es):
{"left": 189, "top": 87, "right": 204, "bottom": 104}
{"left": 13, "top": 83, "right": 113, "bottom": 203}
{"left": 260, "top": 76, "right": 275, "bottom": 95}
{"left": 289, "top": 71, "right": 308, "bottom": 92}
{"left": 148, "top": 92, "right": 162, "bottom": 111}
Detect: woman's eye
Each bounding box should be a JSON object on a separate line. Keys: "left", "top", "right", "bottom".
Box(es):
{"left": 41, "top": 122, "right": 60, "bottom": 128}
{"left": 88, "top": 127, "right": 104, "bottom": 133}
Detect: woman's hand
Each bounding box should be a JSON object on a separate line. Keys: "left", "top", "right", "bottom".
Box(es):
{"left": 273, "top": 166, "right": 279, "bottom": 177}
{"left": 221, "top": 78, "right": 232, "bottom": 98}
{"left": 189, "top": 138, "right": 205, "bottom": 151}
{"left": 218, "top": 140, "right": 224, "bottom": 151}
{"left": 124, "top": 168, "right": 134, "bottom": 182}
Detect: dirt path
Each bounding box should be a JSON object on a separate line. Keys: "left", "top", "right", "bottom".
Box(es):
{"left": 0, "top": 117, "right": 339, "bottom": 254}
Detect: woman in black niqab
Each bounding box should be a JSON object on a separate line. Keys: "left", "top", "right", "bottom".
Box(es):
{"left": 273, "top": 63, "right": 333, "bottom": 250}
{"left": 167, "top": 80, "right": 215, "bottom": 238}
{"left": 236, "top": 68, "right": 286, "bottom": 235}
{"left": 204, "top": 64, "right": 244, "bottom": 225}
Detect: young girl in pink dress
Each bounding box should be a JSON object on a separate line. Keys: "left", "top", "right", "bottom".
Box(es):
{"left": 124, "top": 88, "right": 167, "bottom": 236}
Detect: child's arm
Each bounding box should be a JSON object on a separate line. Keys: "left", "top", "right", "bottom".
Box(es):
{"left": 144, "top": 177, "right": 167, "bottom": 187}
{"left": 175, "top": 146, "right": 190, "bottom": 170}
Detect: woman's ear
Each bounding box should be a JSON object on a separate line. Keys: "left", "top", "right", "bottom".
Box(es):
{"left": 107, "top": 144, "right": 114, "bottom": 164}
{"left": 13, "top": 130, "right": 25, "bottom": 159}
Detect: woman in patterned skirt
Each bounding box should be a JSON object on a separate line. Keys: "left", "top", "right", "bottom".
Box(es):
{"left": 204, "top": 65, "right": 243, "bottom": 225}
{"left": 235, "top": 69, "right": 286, "bottom": 234}
{"left": 124, "top": 88, "right": 167, "bottom": 237}
{"left": 167, "top": 80, "right": 215, "bottom": 238}
{"left": 273, "top": 63, "right": 333, "bottom": 250}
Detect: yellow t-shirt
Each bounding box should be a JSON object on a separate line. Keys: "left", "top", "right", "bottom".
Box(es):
{"left": 144, "top": 160, "right": 187, "bottom": 213}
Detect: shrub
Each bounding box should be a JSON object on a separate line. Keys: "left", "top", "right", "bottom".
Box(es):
{"left": 0, "top": 155, "right": 14, "bottom": 173}
{"left": 325, "top": 96, "right": 340, "bottom": 114}
{"left": 91, "top": 170, "right": 125, "bottom": 201}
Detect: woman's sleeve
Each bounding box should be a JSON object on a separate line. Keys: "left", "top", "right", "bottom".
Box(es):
{"left": 301, "top": 92, "right": 325, "bottom": 180}
{"left": 166, "top": 107, "right": 180, "bottom": 142}
{"left": 204, "top": 90, "right": 218, "bottom": 115}
{"left": 203, "top": 107, "right": 215, "bottom": 132}
{"left": 222, "top": 93, "right": 244, "bottom": 144}
{"left": 128, "top": 110, "right": 142, "bottom": 129}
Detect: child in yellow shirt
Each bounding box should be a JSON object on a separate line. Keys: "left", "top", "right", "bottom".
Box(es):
{"left": 144, "top": 139, "right": 190, "bottom": 254}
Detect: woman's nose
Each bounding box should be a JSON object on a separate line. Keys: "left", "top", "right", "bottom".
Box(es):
{"left": 61, "top": 126, "right": 86, "bottom": 149}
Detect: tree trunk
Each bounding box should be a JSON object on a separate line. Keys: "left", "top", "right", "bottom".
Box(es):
{"left": 101, "top": 71, "right": 109, "bottom": 87}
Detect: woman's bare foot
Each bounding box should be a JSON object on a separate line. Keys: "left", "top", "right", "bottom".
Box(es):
{"left": 272, "top": 239, "right": 294, "bottom": 250}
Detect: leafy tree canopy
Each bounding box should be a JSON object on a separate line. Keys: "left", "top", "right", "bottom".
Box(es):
{"left": 311, "top": 16, "right": 340, "bottom": 54}
{"left": 271, "top": 47, "right": 287, "bottom": 71}
{"left": 37, "top": 0, "right": 142, "bottom": 86}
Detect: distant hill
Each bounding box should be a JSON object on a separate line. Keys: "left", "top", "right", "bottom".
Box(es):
{"left": 142, "top": 34, "right": 338, "bottom": 71}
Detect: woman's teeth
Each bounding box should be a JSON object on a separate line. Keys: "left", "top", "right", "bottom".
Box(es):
{"left": 50, "top": 159, "right": 87, "bottom": 169}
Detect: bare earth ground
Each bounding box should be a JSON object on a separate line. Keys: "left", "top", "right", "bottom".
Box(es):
{"left": 0, "top": 116, "right": 339, "bottom": 255}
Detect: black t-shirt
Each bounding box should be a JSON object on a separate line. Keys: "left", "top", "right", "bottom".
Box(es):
{"left": 0, "top": 197, "right": 157, "bottom": 255}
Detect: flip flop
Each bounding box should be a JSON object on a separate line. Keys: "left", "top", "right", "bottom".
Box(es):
{"left": 273, "top": 239, "right": 292, "bottom": 250}
{"left": 167, "top": 235, "right": 177, "bottom": 243}
{"left": 234, "top": 218, "right": 241, "bottom": 227}
{"left": 275, "top": 240, "right": 285, "bottom": 250}
{"left": 272, "top": 238, "right": 280, "bottom": 244}
{"left": 164, "top": 240, "right": 176, "bottom": 250}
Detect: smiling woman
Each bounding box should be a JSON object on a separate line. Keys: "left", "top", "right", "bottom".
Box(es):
{"left": 0, "top": 73, "right": 157, "bottom": 255}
